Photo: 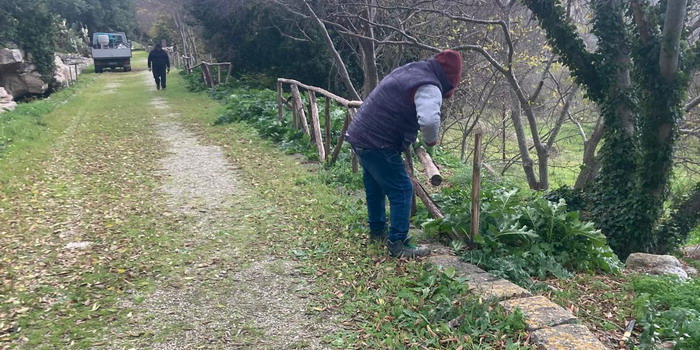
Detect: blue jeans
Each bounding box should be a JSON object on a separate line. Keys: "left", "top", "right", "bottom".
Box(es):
{"left": 354, "top": 148, "right": 413, "bottom": 242}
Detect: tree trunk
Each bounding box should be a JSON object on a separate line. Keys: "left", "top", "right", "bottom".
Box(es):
{"left": 508, "top": 89, "right": 540, "bottom": 190}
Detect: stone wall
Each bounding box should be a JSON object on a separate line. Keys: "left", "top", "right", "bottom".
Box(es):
{"left": 0, "top": 48, "right": 92, "bottom": 114}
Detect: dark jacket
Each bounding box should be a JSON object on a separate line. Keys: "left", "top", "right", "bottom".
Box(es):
{"left": 148, "top": 49, "right": 170, "bottom": 70}
{"left": 346, "top": 59, "right": 454, "bottom": 151}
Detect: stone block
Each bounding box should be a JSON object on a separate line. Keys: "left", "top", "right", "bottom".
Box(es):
{"left": 626, "top": 253, "right": 688, "bottom": 280}
{"left": 468, "top": 278, "right": 531, "bottom": 300}
{"left": 531, "top": 323, "right": 608, "bottom": 350}
{"left": 427, "top": 255, "right": 487, "bottom": 275}
{"left": 500, "top": 296, "right": 577, "bottom": 331}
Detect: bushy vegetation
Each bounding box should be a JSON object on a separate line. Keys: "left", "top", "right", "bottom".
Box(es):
{"left": 422, "top": 180, "right": 621, "bottom": 288}
{"left": 185, "top": 1, "right": 340, "bottom": 90}
{"left": 633, "top": 276, "right": 700, "bottom": 350}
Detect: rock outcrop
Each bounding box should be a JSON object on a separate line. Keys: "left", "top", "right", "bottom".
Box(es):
{"left": 0, "top": 48, "right": 48, "bottom": 98}
{"left": 626, "top": 253, "right": 691, "bottom": 280}
{"left": 0, "top": 87, "right": 16, "bottom": 112}
{"left": 0, "top": 48, "right": 91, "bottom": 102}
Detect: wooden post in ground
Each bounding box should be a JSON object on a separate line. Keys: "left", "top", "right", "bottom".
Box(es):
{"left": 307, "top": 90, "right": 326, "bottom": 161}
{"left": 277, "top": 82, "right": 283, "bottom": 122}
{"left": 404, "top": 149, "right": 418, "bottom": 217}
{"left": 324, "top": 97, "right": 331, "bottom": 160}
{"left": 290, "top": 85, "right": 310, "bottom": 136}
{"left": 470, "top": 126, "right": 483, "bottom": 243}
{"left": 201, "top": 63, "right": 214, "bottom": 88}
{"left": 225, "top": 63, "right": 232, "bottom": 84}
{"left": 291, "top": 93, "right": 299, "bottom": 129}
{"left": 329, "top": 109, "right": 353, "bottom": 165}
{"left": 217, "top": 65, "right": 222, "bottom": 85}
{"left": 66, "top": 66, "right": 72, "bottom": 86}
{"left": 352, "top": 151, "right": 359, "bottom": 173}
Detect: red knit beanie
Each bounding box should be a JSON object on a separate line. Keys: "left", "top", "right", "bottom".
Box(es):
{"left": 434, "top": 50, "right": 462, "bottom": 98}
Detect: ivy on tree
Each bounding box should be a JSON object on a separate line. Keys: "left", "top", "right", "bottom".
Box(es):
{"left": 522, "top": 0, "right": 700, "bottom": 258}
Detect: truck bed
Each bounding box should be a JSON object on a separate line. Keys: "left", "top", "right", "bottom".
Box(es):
{"left": 92, "top": 48, "right": 131, "bottom": 60}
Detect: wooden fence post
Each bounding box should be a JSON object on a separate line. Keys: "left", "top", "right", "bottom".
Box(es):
{"left": 352, "top": 151, "right": 359, "bottom": 173}
{"left": 201, "top": 63, "right": 214, "bottom": 88}
{"left": 225, "top": 63, "right": 232, "bottom": 84}
{"left": 324, "top": 97, "right": 331, "bottom": 159}
{"left": 329, "top": 109, "right": 353, "bottom": 165}
{"left": 307, "top": 90, "right": 326, "bottom": 161}
{"left": 277, "top": 82, "right": 284, "bottom": 122}
{"left": 290, "top": 85, "right": 310, "bottom": 136}
{"left": 470, "top": 126, "right": 483, "bottom": 243}
{"left": 404, "top": 149, "right": 418, "bottom": 217}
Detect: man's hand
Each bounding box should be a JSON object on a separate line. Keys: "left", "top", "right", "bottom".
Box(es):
{"left": 414, "top": 139, "right": 435, "bottom": 157}
{"left": 148, "top": 67, "right": 151, "bottom": 72}
{"left": 167, "top": 68, "right": 170, "bottom": 74}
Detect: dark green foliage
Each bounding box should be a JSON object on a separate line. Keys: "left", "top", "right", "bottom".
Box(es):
{"left": 544, "top": 185, "right": 586, "bottom": 212}
{"left": 422, "top": 185, "right": 621, "bottom": 288}
{"left": 185, "top": 1, "right": 338, "bottom": 90}
{"left": 0, "top": 1, "right": 57, "bottom": 79}
{"left": 64, "top": 0, "right": 136, "bottom": 37}
{"left": 633, "top": 276, "right": 700, "bottom": 349}
{"left": 523, "top": 0, "right": 695, "bottom": 258}
{"left": 653, "top": 183, "right": 700, "bottom": 254}
{"left": 179, "top": 68, "right": 208, "bottom": 92}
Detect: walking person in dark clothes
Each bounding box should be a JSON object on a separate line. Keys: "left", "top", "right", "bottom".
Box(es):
{"left": 148, "top": 43, "right": 170, "bottom": 90}
{"left": 346, "top": 50, "right": 462, "bottom": 259}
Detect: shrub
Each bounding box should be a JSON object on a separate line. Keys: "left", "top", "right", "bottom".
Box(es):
{"left": 422, "top": 186, "right": 621, "bottom": 288}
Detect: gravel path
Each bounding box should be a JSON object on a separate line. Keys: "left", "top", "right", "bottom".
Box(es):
{"left": 107, "top": 71, "right": 334, "bottom": 350}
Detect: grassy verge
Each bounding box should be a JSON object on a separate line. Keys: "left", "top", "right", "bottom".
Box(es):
{"left": 0, "top": 74, "right": 95, "bottom": 169}
{"left": 0, "top": 67, "right": 190, "bottom": 348}
{"left": 168, "top": 73, "right": 533, "bottom": 348}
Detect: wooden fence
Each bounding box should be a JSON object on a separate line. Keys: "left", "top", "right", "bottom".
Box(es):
{"left": 190, "top": 62, "right": 232, "bottom": 88}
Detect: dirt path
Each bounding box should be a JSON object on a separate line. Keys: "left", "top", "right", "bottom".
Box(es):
{"left": 102, "top": 67, "right": 335, "bottom": 349}
{"left": 0, "top": 61, "right": 335, "bottom": 349}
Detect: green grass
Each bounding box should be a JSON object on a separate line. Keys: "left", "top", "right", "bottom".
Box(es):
{"left": 0, "top": 54, "right": 192, "bottom": 348}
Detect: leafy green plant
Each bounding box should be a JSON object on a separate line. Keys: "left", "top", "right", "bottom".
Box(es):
{"left": 422, "top": 186, "right": 621, "bottom": 288}
{"left": 633, "top": 276, "right": 700, "bottom": 349}
{"left": 332, "top": 266, "right": 531, "bottom": 348}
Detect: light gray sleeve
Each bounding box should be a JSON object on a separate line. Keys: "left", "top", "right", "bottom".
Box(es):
{"left": 414, "top": 84, "right": 443, "bottom": 145}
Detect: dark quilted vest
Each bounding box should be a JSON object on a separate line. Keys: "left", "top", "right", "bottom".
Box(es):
{"left": 346, "top": 59, "right": 453, "bottom": 151}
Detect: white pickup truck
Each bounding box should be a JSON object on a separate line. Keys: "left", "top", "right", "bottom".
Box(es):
{"left": 91, "top": 32, "right": 132, "bottom": 73}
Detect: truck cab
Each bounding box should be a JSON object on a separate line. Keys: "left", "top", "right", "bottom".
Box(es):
{"left": 91, "top": 32, "right": 132, "bottom": 73}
